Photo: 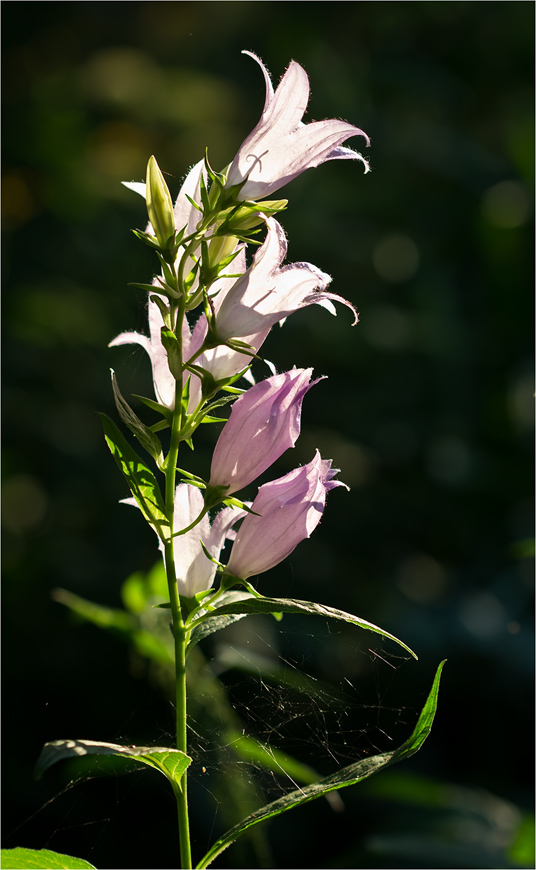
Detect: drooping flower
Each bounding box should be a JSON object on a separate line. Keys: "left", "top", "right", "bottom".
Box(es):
{"left": 225, "top": 451, "right": 348, "bottom": 580}
{"left": 166, "top": 484, "right": 246, "bottom": 598}
{"left": 213, "top": 217, "right": 357, "bottom": 342}
{"left": 226, "top": 52, "right": 370, "bottom": 201}
{"left": 209, "top": 368, "right": 323, "bottom": 496}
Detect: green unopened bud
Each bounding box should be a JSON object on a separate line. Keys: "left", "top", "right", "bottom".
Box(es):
{"left": 216, "top": 199, "right": 288, "bottom": 235}
{"left": 146, "top": 156, "right": 175, "bottom": 251}
{"left": 207, "top": 234, "right": 239, "bottom": 269}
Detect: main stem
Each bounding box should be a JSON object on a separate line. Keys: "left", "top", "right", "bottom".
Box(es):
{"left": 164, "top": 299, "right": 192, "bottom": 870}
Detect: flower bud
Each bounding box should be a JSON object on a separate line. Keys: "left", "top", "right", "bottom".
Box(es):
{"left": 225, "top": 451, "right": 347, "bottom": 580}
{"left": 146, "top": 155, "right": 175, "bottom": 250}
{"left": 209, "top": 368, "right": 322, "bottom": 497}
{"left": 215, "top": 200, "right": 288, "bottom": 235}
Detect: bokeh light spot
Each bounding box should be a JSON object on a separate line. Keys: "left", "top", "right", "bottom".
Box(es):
{"left": 481, "top": 180, "right": 531, "bottom": 228}
{"left": 373, "top": 234, "right": 420, "bottom": 283}
{"left": 2, "top": 474, "right": 48, "bottom": 534}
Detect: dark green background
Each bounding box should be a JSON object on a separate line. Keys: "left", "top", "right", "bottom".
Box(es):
{"left": 2, "top": 3, "right": 534, "bottom": 869}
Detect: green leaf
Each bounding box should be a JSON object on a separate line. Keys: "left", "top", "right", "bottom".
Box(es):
{"left": 0, "top": 847, "right": 96, "bottom": 869}
{"left": 196, "top": 661, "right": 446, "bottom": 869}
{"left": 99, "top": 413, "right": 170, "bottom": 542}
{"left": 190, "top": 595, "right": 418, "bottom": 660}
{"left": 187, "top": 591, "right": 256, "bottom": 651}
{"left": 133, "top": 393, "right": 173, "bottom": 425}
{"left": 35, "top": 739, "right": 191, "bottom": 790}
{"left": 111, "top": 372, "right": 164, "bottom": 468}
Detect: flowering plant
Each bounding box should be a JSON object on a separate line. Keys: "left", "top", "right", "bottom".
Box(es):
{"left": 3, "top": 52, "right": 444, "bottom": 870}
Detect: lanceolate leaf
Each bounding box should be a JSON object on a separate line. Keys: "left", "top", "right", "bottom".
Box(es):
{"left": 189, "top": 595, "right": 418, "bottom": 659}
{"left": 196, "top": 660, "right": 446, "bottom": 869}
{"left": 99, "top": 414, "right": 170, "bottom": 542}
{"left": 111, "top": 372, "right": 164, "bottom": 467}
{"left": 0, "top": 847, "right": 96, "bottom": 869}
{"left": 35, "top": 739, "right": 191, "bottom": 788}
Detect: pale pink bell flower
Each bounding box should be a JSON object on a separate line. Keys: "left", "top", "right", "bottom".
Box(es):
{"left": 225, "top": 451, "right": 348, "bottom": 580}
{"left": 167, "top": 484, "right": 246, "bottom": 598}
{"left": 214, "top": 217, "right": 357, "bottom": 341}
{"left": 226, "top": 52, "right": 370, "bottom": 201}
{"left": 209, "top": 368, "right": 323, "bottom": 496}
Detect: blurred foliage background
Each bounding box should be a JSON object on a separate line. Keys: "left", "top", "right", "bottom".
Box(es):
{"left": 2, "top": 2, "right": 534, "bottom": 869}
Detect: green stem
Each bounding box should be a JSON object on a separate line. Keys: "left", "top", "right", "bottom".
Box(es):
{"left": 164, "top": 301, "right": 192, "bottom": 869}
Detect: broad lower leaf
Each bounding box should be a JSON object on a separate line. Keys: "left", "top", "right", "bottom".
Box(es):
{"left": 0, "top": 847, "right": 96, "bottom": 869}
{"left": 196, "top": 660, "right": 446, "bottom": 869}
{"left": 36, "top": 739, "right": 190, "bottom": 790}
{"left": 99, "top": 413, "right": 170, "bottom": 542}
{"left": 189, "top": 595, "right": 417, "bottom": 659}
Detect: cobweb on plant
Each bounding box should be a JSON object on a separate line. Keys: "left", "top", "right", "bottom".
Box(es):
{"left": 6, "top": 581, "right": 417, "bottom": 868}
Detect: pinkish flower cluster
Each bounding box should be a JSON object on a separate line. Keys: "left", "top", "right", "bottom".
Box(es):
{"left": 110, "top": 52, "right": 369, "bottom": 598}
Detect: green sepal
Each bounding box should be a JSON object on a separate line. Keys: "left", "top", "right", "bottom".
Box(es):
{"left": 185, "top": 193, "right": 202, "bottom": 213}
{"left": 99, "top": 413, "right": 171, "bottom": 542}
{"left": 176, "top": 467, "right": 207, "bottom": 487}
{"left": 195, "top": 662, "right": 446, "bottom": 869}
{"left": 128, "top": 281, "right": 164, "bottom": 293}
{"left": 204, "top": 483, "right": 230, "bottom": 511}
{"left": 199, "top": 164, "right": 211, "bottom": 213}
{"left": 111, "top": 372, "right": 164, "bottom": 469}
{"left": 179, "top": 476, "right": 204, "bottom": 488}
{"left": 131, "top": 227, "right": 163, "bottom": 251}
{"left": 204, "top": 149, "right": 228, "bottom": 194}
{"left": 220, "top": 497, "right": 258, "bottom": 515}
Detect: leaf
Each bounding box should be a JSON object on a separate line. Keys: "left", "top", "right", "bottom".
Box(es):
{"left": 190, "top": 595, "right": 418, "bottom": 660}
{"left": 99, "top": 414, "right": 170, "bottom": 542}
{"left": 35, "top": 739, "right": 191, "bottom": 790}
{"left": 189, "top": 612, "right": 249, "bottom": 649}
{"left": 196, "top": 660, "right": 446, "bottom": 869}
{"left": 133, "top": 393, "right": 173, "bottom": 425}
{"left": 187, "top": 591, "right": 256, "bottom": 651}
{"left": 0, "top": 847, "right": 96, "bottom": 869}
{"left": 111, "top": 372, "right": 164, "bottom": 467}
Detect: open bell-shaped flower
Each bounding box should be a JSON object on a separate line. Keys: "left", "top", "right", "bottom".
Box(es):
{"left": 225, "top": 451, "right": 348, "bottom": 580}
{"left": 213, "top": 217, "right": 357, "bottom": 342}
{"left": 226, "top": 52, "right": 370, "bottom": 201}
{"left": 166, "top": 484, "right": 246, "bottom": 598}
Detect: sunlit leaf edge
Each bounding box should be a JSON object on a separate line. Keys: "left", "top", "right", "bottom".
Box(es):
{"left": 35, "top": 738, "right": 191, "bottom": 787}
{"left": 190, "top": 595, "right": 417, "bottom": 660}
